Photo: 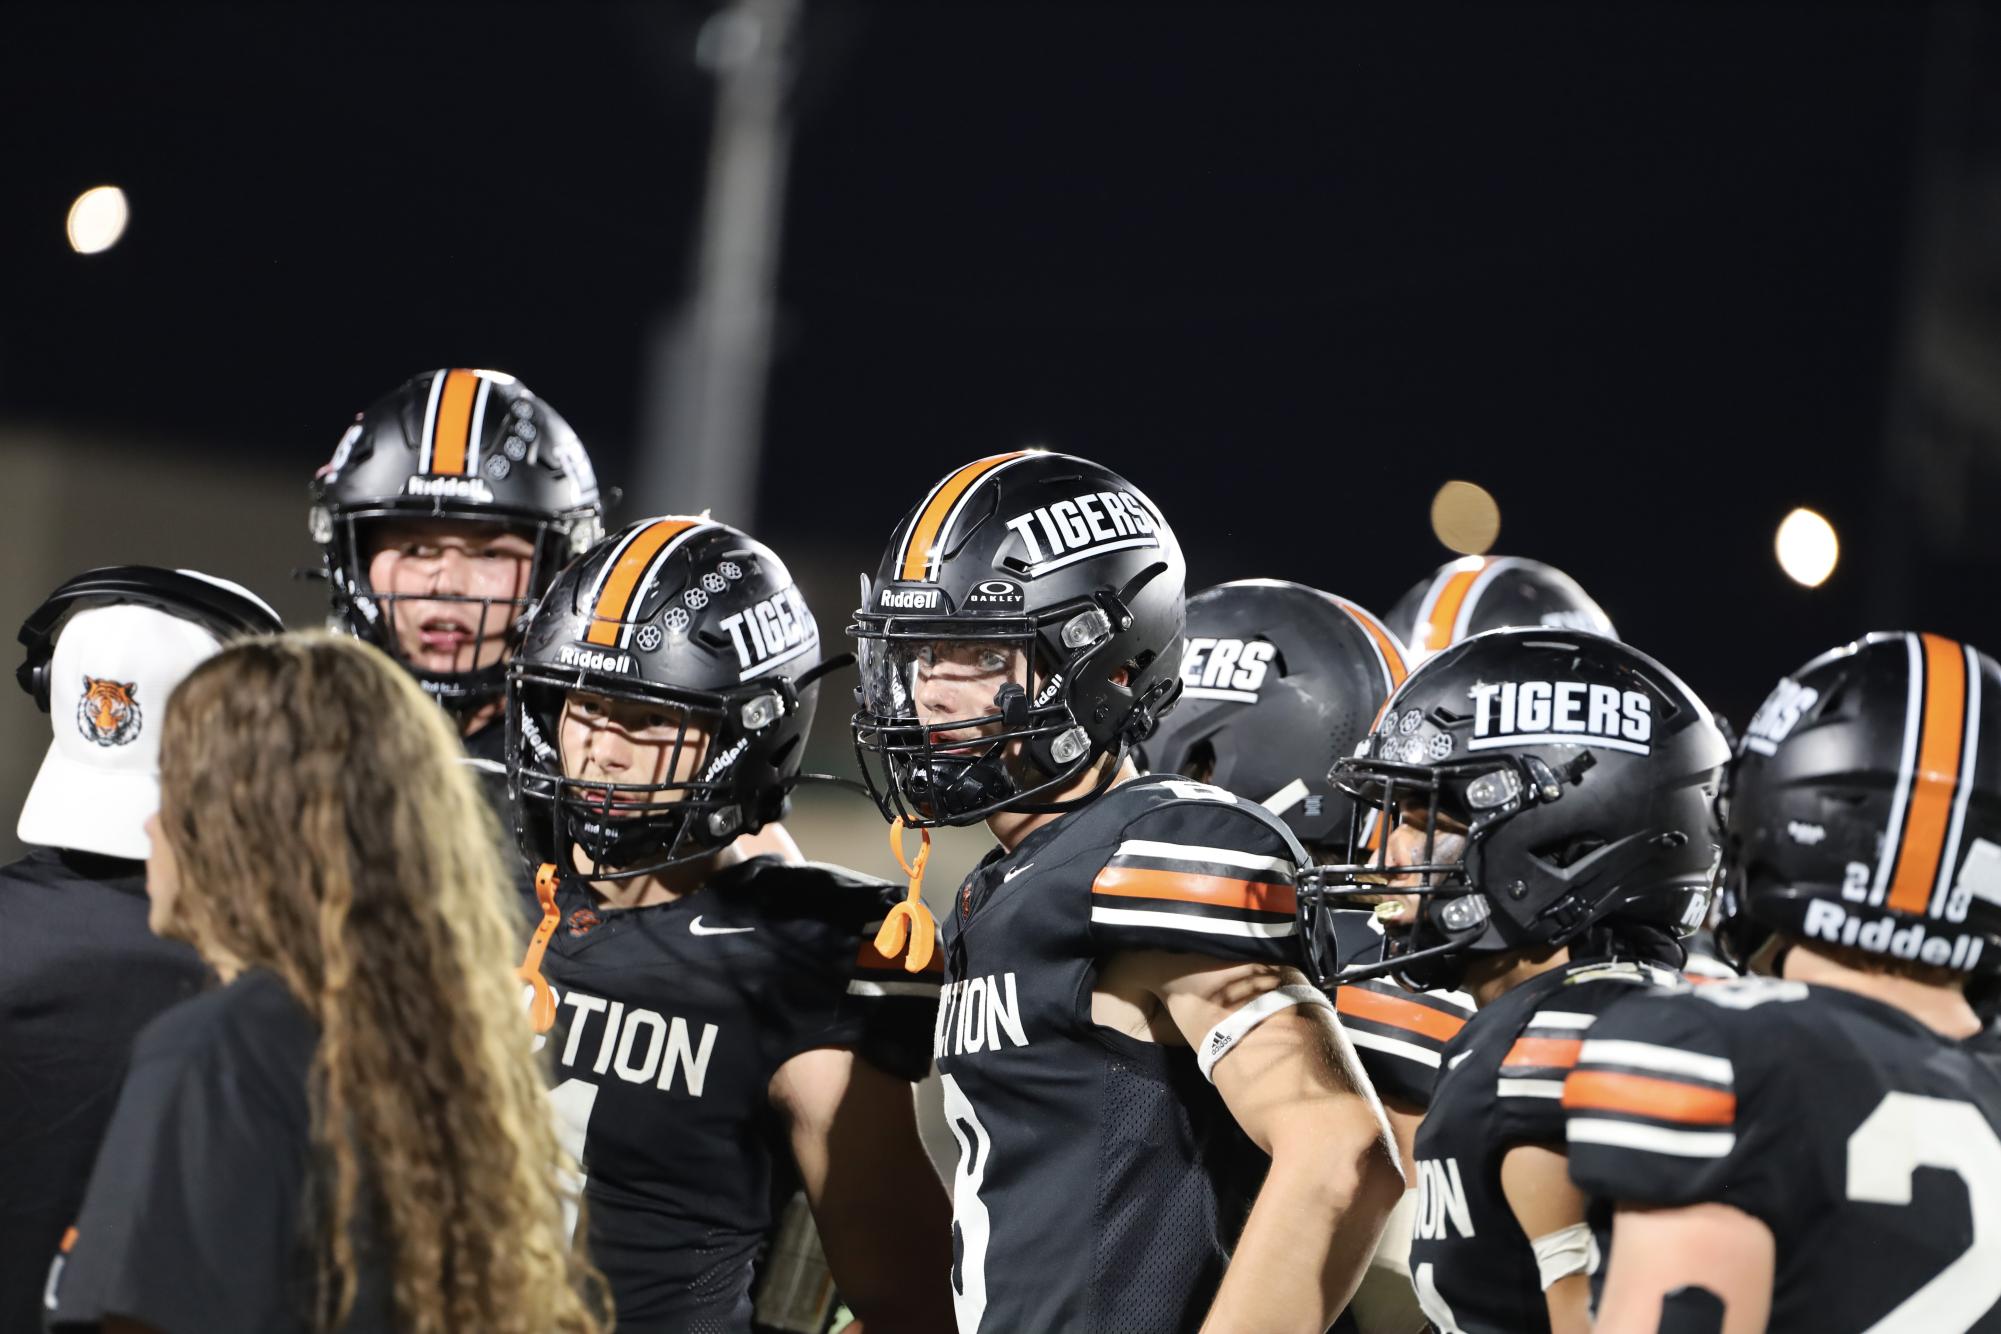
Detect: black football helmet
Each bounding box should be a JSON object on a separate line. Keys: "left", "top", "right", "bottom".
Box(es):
{"left": 1305, "top": 628, "right": 1728, "bottom": 990}
{"left": 309, "top": 368, "right": 606, "bottom": 709}
{"left": 1141, "top": 579, "right": 1408, "bottom": 851}
{"left": 1717, "top": 632, "right": 2001, "bottom": 976}
{"left": 1385, "top": 556, "right": 1615, "bottom": 664}
{"left": 849, "top": 451, "right": 1185, "bottom": 826}
{"left": 508, "top": 517, "right": 826, "bottom": 879}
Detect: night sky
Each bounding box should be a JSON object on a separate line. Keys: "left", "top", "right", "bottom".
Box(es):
{"left": 0, "top": 3, "right": 1942, "bottom": 723}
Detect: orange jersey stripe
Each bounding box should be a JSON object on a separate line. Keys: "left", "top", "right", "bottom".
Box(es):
{"left": 1502, "top": 1036, "right": 1583, "bottom": 1070}
{"left": 429, "top": 368, "right": 480, "bottom": 475}
{"left": 1886, "top": 633, "right": 1968, "bottom": 915}
{"left": 585, "top": 518, "right": 700, "bottom": 646}
{"left": 1336, "top": 985, "right": 1466, "bottom": 1044}
{"left": 1422, "top": 561, "right": 1489, "bottom": 653}
{"left": 856, "top": 935, "right": 944, "bottom": 975}
{"left": 898, "top": 452, "right": 1027, "bottom": 581}
{"left": 1562, "top": 1070, "right": 1736, "bottom": 1126}
{"left": 1092, "top": 865, "right": 1297, "bottom": 915}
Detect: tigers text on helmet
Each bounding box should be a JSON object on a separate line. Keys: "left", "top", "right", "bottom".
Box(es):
{"left": 1386, "top": 555, "right": 1616, "bottom": 664}
{"left": 508, "top": 517, "right": 824, "bottom": 880}
{"left": 1717, "top": 632, "right": 2001, "bottom": 976}
{"left": 309, "top": 368, "right": 605, "bottom": 709}
{"left": 849, "top": 451, "right": 1185, "bottom": 827}
{"left": 1142, "top": 578, "right": 1407, "bottom": 850}
{"left": 1304, "top": 628, "right": 1728, "bottom": 991}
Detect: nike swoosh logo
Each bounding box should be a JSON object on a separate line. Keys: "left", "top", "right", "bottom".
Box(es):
{"left": 1004, "top": 862, "right": 1034, "bottom": 882}
{"left": 689, "top": 916, "right": 756, "bottom": 936}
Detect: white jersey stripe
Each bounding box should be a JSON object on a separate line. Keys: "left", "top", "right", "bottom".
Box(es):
{"left": 1874, "top": 633, "right": 1924, "bottom": 905}
{"left": 1569, "top": 1118, "right": 1735, "bottom": 1159}
{"left": 1933, "top": 642, "right": 1982, "bottom": 918}
{"left": 1112, "top": 839, "right": 1295, "bottom": 877}
{"left": 1090, "top": 906, "right": 1296, "bottom": 939}
{"left": 1576, "top": 1038, "right": 1734, "bottom": 1086}
{"left": 1526, "top": 1011, "right": 1600, "bottom": 1030}
{"left": 1345, "top": 1028, "right": 1442, "bottom": 1069}
{"left": 1497, "top": 1076, "right": 1566, "bottom": 1100}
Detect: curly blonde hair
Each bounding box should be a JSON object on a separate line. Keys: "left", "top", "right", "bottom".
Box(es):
{"left": 155, "top": 632, "right": 608, "bottom": 1334}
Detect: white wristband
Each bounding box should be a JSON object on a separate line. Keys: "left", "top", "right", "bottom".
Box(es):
{"left": 1196, "top": 984, "right": 1334, "bottom": 1082}
{"left": 1530, "top": 1221, "right": 1601, "bottom": 1291}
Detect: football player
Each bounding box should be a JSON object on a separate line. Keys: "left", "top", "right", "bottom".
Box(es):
{"left": 508, "top": 516, "right": 954, "bottom": 1334}
{"left": 1144, "top": 577, "right": 1472, "bottom": 1333}
{"left": 1383, "top": 555, "right": 1616, "bottom": 666}
{"left": 1311, "top": 628, "right": 1728, "bottom": 1334}
{"left": 849, "top": 453, "right": 1404, "bottom": 1334}
{"left": 1569, "top": 632, "right": 2001, "bottom": 1333}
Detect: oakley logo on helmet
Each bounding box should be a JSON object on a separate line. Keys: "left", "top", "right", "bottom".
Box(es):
{"left": 876, "top": 586, "right": 943, "bottom": 611}
{"left": 558, "top": 645, "right": 635, "bottom": 674}
{"left": 965, "top": 579, "right": 1025, "bottom": 611}
{"left": 1182, "top": 637, "right": 1277, "bottom": 703}
{"left": 1002, "top": 490, "right": 1159, "bottom": 578}
{"left": 718, "top": 586, "right": 817, "bottom": 681}
{"left": 403, "top": 474, "right": 495, "bottom": 503}
{"left": 1742, "top": 677, "right": 1819, "bottom": 756}
{"left": 1467, "top": 680, "right": 1652, "bottom": 754}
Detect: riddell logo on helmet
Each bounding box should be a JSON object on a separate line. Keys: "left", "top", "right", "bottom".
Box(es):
{"left": 1468, "top": 680, "right": 1652, "bottom": 755}
{"left": 558, "top": 644, "right": 635, "bottom": 674}
{"left": 1801, "top": 900, "right": 1984, "bottom": 970}
{"left": 1003, "top": 490, "right": 1160, "bottom": 578}
{"left": 404, "top": 474, "right": 495, "bottom": 503}
{"left": 876, "top": 587, "right": 942, "bottom": 611}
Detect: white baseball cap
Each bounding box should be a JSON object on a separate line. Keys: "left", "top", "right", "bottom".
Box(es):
{"left": 17, "top": 603, "right": 230, "bottom": 860}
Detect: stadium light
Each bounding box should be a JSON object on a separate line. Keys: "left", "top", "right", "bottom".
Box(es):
{"left": 1431, "top": 480, "right": 1501, "bottom": 555}
{"left": 1775, "top": 507, "right": 1839, "bottom": 587}
{"left": 66, "top": 186, "right": 129, "bottom": 254}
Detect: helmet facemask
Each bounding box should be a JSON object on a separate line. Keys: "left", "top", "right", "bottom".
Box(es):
{"left": 850, "top": 596, "right": 1145, "bottom": 826}
{"left": 510, "top": 668, "right": 799, "bottom": 881}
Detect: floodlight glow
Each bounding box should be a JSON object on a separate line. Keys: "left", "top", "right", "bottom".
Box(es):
{"left": 1776, "top": 507, "right": 1839, "bottom": 587}
{"left": 1431, "top": 480, "right": 1501, "bottom": 555}
{"left": 66, "top": 186, "right": 130, "bottom": 254}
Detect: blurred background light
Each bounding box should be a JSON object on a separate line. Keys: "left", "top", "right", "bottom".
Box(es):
{"left": 1776, "top": 507, "right": 1839, "bottom": 587}
{"left": 1430, "top": 479, "right": 1501, "bottom": 555}
{"left": 65, "top": 185, "right": 129, "bottom": 254}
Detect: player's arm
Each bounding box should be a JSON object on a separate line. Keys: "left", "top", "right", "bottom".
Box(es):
{"left": 1593, "top": 1202, "right": 1773, "bottom": 1334}
{"left": 1499, "top": 1143, "right": 1593, "bottom": 1334}
{"left": 768, "top": 1046, "right": 954, "bottom": 1334}
{"left": 1120, "top": 952, "right": 1405, "bottom": 1334}
{"left": 735, "top": 821, "right": 802, "bottom": 862}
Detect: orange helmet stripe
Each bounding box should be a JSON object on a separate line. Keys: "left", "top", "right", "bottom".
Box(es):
{"left": 1332, "top": 595, "right": 1409, "bottom": 693}
{"left": 1885, "top": 632, "right": 1970, "bottom": 915}
{"left": 898, "top": 452, "right": 1031, "bottom": 582}
{"left": 584, "top": 518, "right": 702, "bottom": 646}
{"left": 428, "top": 369, "right": 481, "bottom": 476}
{"left": 1421, "top": 559, "right": 1491, "bottom": 653}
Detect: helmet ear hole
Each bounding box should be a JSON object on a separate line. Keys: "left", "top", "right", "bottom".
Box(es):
{"left": 1178, "top": 739, "right": 1216, "bottom": 785}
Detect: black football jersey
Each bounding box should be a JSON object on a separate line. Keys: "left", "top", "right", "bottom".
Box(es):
{"left": 1322, "top": 909, "right": 1474, "bottom": 1109}
{"left": 1409, "top": 957, "right": 1685, "bottom": 1334}
{"left": 1566, "top": 978, "right": 2001, "bottom": 1332}
{"left": 935, "top": 773, "right": 1323, "bottom": 1334}
{"left": 527, "top": 855, "right": 938, "bottom": 1334}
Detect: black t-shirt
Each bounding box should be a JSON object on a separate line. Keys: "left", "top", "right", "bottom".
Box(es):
{"left": 48, "top": 969, "right": 394, "bottom": 1333}
{"left": 528, "top": 854, "right": 938, "bottom": 1334}
{"left": 1568, "top": 978, "right": 2001, "bottom": 1332}
{"left": 0, "top": 847, "right": 207, "bottom": 1332}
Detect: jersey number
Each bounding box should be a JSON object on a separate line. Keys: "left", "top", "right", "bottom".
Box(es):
{"left": 940, "top": 1073, "right": 992, "bottom": 1333}
{"left": 549, "top": 1077, "right": 599, "bottom": 1243}
{"left": 1846, "top": 1091, "right": 2001, "bottom": 1331}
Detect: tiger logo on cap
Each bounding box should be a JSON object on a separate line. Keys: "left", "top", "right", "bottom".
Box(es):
{"left": 78, "top": 676, "right": 141, "bottom": 747}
